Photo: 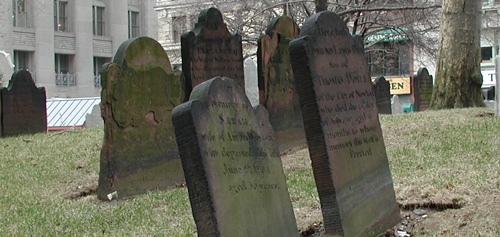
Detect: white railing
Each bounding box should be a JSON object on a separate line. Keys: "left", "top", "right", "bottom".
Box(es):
{"left": 55, "top": 72, "right": 76, "bottom": 86}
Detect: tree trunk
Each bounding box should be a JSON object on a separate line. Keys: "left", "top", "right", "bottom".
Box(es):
{"left": 315, "top": 0, "right": 327, "bottom": 13}
{"left": 430, "top": 0, "right": 484, "bottom": 109}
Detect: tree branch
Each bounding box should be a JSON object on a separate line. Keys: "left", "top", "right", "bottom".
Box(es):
{"left": 338, "top": 4, "right": 442, "bottom": 16}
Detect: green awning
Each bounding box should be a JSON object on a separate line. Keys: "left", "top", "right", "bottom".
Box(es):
{"left": 364, "top": 28, "right": 409, "bottom": 43}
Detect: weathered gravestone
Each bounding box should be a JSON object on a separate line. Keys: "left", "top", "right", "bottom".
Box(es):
{"left": 244, "top": 58, "right": 259, "bottom": 106}
{"left": 172, "top": 77, "right": 297, "bottom": 236}
{"left": 1, "top": 70, "right": 47, "bottom": 137}
{"left": 258, "top": 16, "right": 306, "bottom": 153}
{"left": 289, "top": 11, "right": 400, "bottom": 236}
{"left": 391, "top": 95, "right": 404, "bottom": 114}
{"left": 85, "top": 104, "right": 103, "bottom": 128}
{"left": 181, "top": 7, "right": 244, "bottom": 101}
{"left": 412, "top": 68, "right": 433, "bottom": 112}
{"left": 373, "top": 76, "right": 392, "bottom": 114}
{"left": 98, "top": 37, "right": 184, "bottom": 200}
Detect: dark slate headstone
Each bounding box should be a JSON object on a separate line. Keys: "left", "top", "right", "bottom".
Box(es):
{"left": 1, "top": 70, "right": 47, "bottom": 137}
{"left": 289, "top": 11, "right": 400, "bottom": 236}
{"left": 258, "top": 16, "right": 306, "bottom": 153}
{"left": 181, "top": 7, "right": 244, "bottom": 101}
{"left": 373, "top": 76, "right": 392, "bottom": 114}
{"left": 98, "top": 37, "right": 185, "bottom": 200}
{"left": 172, "top": 77, "right": 297, "bottom": 236}
{"left": 412, "top": 68, "right": 433, "bottom": 111}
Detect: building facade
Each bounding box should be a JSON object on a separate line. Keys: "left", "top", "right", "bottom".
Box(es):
{"left": 481, "top": 0, "right": 500, "bottom": 89}
{"left": 0, "top": 0, "right": 158, "bottom": 98}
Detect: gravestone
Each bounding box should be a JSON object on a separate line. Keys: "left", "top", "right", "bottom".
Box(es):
{"left": 181, "top": 7, "right": 244, "bottom": 101}
{"left": 412, "top": 68, "right": 433, "bottom": 111}
{"left": 244, "top": 58, "right": 259, "bottom": 106}
{"left": 1, "top": 70, "right": 47, "bottom": 137}
{"left": 289, "top": 11, "right": 400, "bottom": 236}
{"left": 84, "top": 104, "right": 103, "bottom": 128}
{"left": 258, "top": 16, "right": 306, "bottom": 153}
{"left": 98, "top": 37, "right": 185, "bottom": 200}
{"left": 392, "top": 95, "right": 404, "bottom": 114}
{"left": 373, "top": 76, "right": 392, "bottom": 114}
{"left": 172, "top": 77, "right": 297, "bottom": 236}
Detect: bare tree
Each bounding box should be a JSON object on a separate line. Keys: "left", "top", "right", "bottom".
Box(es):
{"left": 430, "top": 0, "right": 484, "bottom": 108}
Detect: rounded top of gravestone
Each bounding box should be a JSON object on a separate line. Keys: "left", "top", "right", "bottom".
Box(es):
{"left": 265, "top": 16, "right": 299, "bottom": 40}
{"left": 192, "top": 7, "right": 230, "bottom": 37}
{"left": 7, "top": 70, "right": 37, "bottom": 91}
{"left": 374, "top": 76, "right": 389, "bottom": 86}
{"left": 417, "top": 67, "right": 430, "bottom": 77}
{"left": 113, "top": 36, "right": 172, "bottom": 73}
{"left": 299, "top": 11, "right": 348, "bottom": 38}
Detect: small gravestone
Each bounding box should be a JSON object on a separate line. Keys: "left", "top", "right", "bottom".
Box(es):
{"left": 244, "top": 58, "right": 259, "bottom": 106}
{"left": 98, "top": 37, "right": 185, "bottom": 200}
{"left": 289, "top": 11, "right": 400, "bottom": 236}
{"left": 172, "top": 77, "right": 297, "bottom": 236}
{"left": 85, "top": 104, "right": 103, "bottom": 128}
{"left": 258, "top": 16, "right": 306, "bottom": 153}
{"left": 1, "top": 70, "right": 47, "bottom": 137}
{"left": 181, "top": 7, "right": 244, "bottom": 101}
{"left": 392, "top": 95, "right": 404, "bottom": 114}
{"left": 373, "top": 76, "right": 392, "bottom": 114}
{"left": 412, "top": 68, "right": 433, "bottom": 111}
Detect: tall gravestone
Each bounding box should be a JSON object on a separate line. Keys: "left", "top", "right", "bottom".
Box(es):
{"left": 244, "top": 58, "right": 259, "bottom": 106}
{"left": 181, "top": 7, "right": 244, "bottom": 101}
{"left": 373, "top": 76, "right": 392, "bottom": 114}
{"left": 412, "top": 68, "right": 433, "bottom": 112}
{"left": 1, "top": 70, "right": 47, "bottom": 137}
{"left": 289, "top": 12, "right": 400, "bottom": 236}
{"left": 258, "top": 16, "right": 306, "bottom": 153}
{"left": 98, "top": 37, "right": 185, "bottom": 200}
{"left": 172, "top": 77, "right": 297, "bottom": 236}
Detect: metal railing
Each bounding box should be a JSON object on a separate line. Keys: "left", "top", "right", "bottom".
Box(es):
{"left": 55, "top": 72, "right": 76, "bottom": 86}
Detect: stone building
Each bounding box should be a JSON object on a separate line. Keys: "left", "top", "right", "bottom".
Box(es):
{"left": 0, "top": 0, "right": 158, "bottom": 98}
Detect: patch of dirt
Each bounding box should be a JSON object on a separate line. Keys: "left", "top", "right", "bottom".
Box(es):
{"left": 67, "top": 183, "right": 97, "bottom": 199}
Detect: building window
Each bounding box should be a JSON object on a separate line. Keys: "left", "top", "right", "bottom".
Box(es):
{"left": 93, "top": 6, "right": 105, "bottom": 36}
{"left": 128, "top": 11, "right": 140, "bottom": 39}
{"left": 481, "top": 47, "right": 493, "bottom": 61}
{"left": 93, "top": 57, "right": 110, "bottom": 87}
{"left": 172, "top": 16, "right": 187, "bottom": 43}
{"left": 54, "top": 0, "right": 69, "bottom": 32}
{"left": 55, "top": 54, "right": 76, "bottom": 86}
{"left": 368, "top": 41, "right": 410, "bottom": 77}
{"left": 12, "top": 0, "right": 31, "bottom": 28}
{"left": 14, "top": 50, "right": 30, "bottom": 71}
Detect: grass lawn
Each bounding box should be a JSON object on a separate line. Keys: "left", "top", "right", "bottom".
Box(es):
{"left": 0, "top": 107, "right": 498, "bottom": 236}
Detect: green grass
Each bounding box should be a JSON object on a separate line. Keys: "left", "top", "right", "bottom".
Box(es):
{"left": 0, "top": 107, "right": 499, "bottom": 235}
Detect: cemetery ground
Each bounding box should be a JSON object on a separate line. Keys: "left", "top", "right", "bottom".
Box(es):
{"left": 0, "top": 107, "right": 498, "bottom": 236}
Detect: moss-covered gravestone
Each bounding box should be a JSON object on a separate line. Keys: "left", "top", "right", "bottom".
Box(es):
{"left": 373, "top": 76, "right": 392, "bottom": 114}
{"left": 289, "top": 12, "right": 400, "bottom": 236}
{"left": 1, "top": 70, "right": 47, "bottom": 137}
{"left": 412, "top": 68, "right": 433, "bottom": 111}
{"left": 98, "top": 37, "right": 184, "bottom": 200}
{"left": 181, "top": 7, "right": 244, "bottom": 101}
{"left": 258, "top": 16, "right": 306, "bottom": 153}
{"left": 172, "top": 77, "right": 297, "bottom": 236}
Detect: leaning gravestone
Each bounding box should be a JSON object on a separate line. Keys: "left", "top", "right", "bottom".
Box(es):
{"left": 258, "top": 16, "right": 306, "bottom": 153}
{"left": 412, "top": 68, "right": 433, "bottom": 111}
{"left": 244, "top": 58, "right": 259, "bottom": 106}
{"left": 172, "top": 77, "right": 297, "bottom": 236}
{"left": 181, "top": 7, "right": 244, "bottom": 101}
{"left": 373, "top": 76, "right": 392, "bottom": 114}
{"left": 1, "top": 70, "right": 47, "bottom": 137}
{"left": 98, "top": 37, "right": 185, "bottom": 200}
{"left": 289, "top": 11, "right": 400, "bottom": 236}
